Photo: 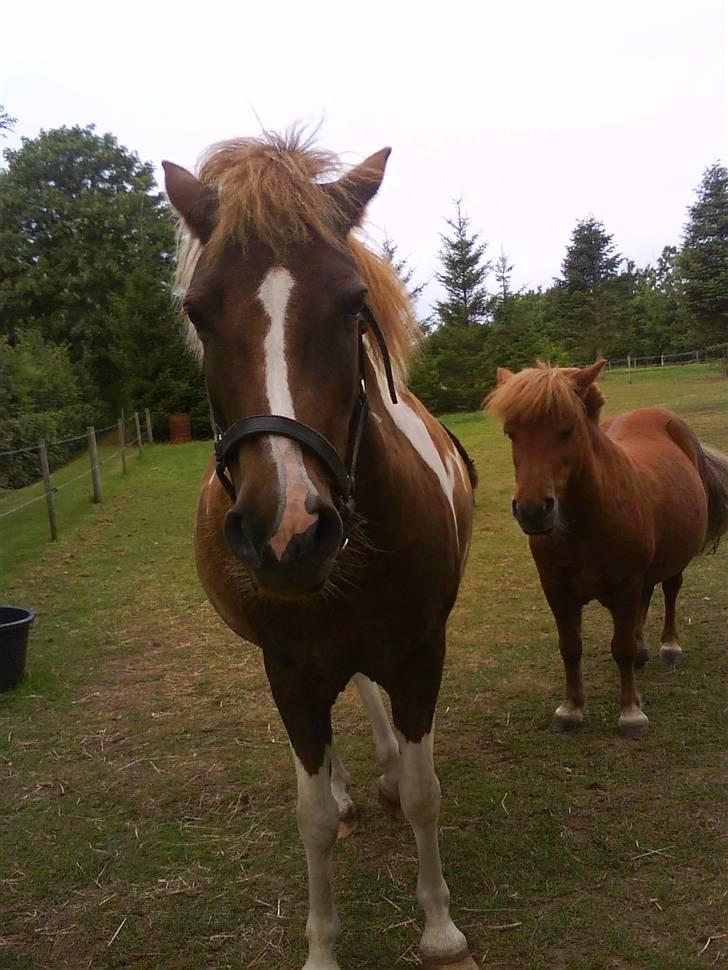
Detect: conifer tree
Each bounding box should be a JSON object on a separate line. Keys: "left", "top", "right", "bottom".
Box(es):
{"left": 434, "top": 199, "right": 491, "bottom": 328}
{"left": 678, "top": 162, "right": 728, "bottom": 345}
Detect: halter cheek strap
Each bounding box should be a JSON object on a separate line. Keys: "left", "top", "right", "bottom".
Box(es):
{"left": 211, "top": 307, "right": 396, "bottom": 530}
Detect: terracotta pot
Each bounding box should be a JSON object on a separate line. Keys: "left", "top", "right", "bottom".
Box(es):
{"left": 168, "top": 412, "right": 192, "bottom": 444}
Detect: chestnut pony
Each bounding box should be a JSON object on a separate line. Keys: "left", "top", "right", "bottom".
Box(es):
{"left": 163, "top": 135, "right": 477, "bottom": 970}
{"left": 488, "top": 361, "right": 728, "bottom": 738}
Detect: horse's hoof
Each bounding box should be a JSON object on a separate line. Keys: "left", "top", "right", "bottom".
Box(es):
{"left": 422, "top": 955, "right": 479, "bottom": 969}
{"left": 377, "top": 787, "right": 404, "bottom": 820}
{"left": 550, "top": 706, "right": 583, "bottom": 733}
{"left": 337, "top": 804, "right": 358, "bottom": 840}
{"left": 634, "top": 649, "right": 650, "bottom": 669}
{"left": 618, "top": 710, "right": 649, "bottom": 739}
{"left": 660, "top": 643, "right": 683, "bottom": 666}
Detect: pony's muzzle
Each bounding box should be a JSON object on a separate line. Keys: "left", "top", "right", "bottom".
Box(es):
{"left": 224, "top": 500, "right": 343, "bottom": 597}
{"left": 512, "top": 495, "right": 557, "bottom": 535}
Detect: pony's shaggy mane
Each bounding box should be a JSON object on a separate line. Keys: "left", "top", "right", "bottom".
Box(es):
{"left": 486, "top": 362, "right": 605, "bottom": 424}
{"left": 174, "top": 130, "right": 420, "bottom": 377}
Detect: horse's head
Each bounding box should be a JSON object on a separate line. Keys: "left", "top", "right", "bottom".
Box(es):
{"left": 163, "top": 138, "right": 392, "bottom": 597}
{"left": 487, "top": 360, "right": 606, "bottom": 535}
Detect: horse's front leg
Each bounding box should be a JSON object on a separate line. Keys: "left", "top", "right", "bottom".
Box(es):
{"left": 265, "top": 654, "right": 341, "bottom": 970}
{"left": 352, "top": 673, "right": 401, "bottom": 814}
{"left": 389, "top": 642, "right": 477, "bottom": 970}
{"left": 540, "top": 578, "right": 585, "bottom": 731}
{"left": 609, "top": 586, "right": 650, "bottom": 739}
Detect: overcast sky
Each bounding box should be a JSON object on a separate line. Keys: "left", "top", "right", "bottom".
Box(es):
{"left": 3, "top": 0, "right": 727, "bottom": 312}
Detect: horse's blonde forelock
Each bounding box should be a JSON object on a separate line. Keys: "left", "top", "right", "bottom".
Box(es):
{"left": 173, "top": 129, "right": 420, "bottom": 375}
{"left": 486, "top": 362, "right": 603, "bottom": 424}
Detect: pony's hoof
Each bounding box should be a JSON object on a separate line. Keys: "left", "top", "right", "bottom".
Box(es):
{"left": 377, "top": 787, "right": 404, "bottom": 820}
{"left": 337, "top": 804, "right": 358, "bottom": 840}
{"left": 660, "top": 643, "right": 683, "bottom": 666}
{"left": 550, "top": 706, "right": 583, "bottom": 733}
{"left": 634, "top": 648, "right": 650, "bottom": 669}
{"left": 422, "top": 954, "right": 479, "bottom": 970}
{"left": 618, "top": 710, "right": 649, "bottom": 739}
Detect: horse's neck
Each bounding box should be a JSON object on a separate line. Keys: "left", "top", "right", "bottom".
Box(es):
{"left": 566, "top": 421, "right": 632, "bottom": 516}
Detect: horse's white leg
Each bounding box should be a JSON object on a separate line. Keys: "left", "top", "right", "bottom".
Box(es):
{"left": 329, "top": 744, "right": 358, "bottom": 838}
{"left": 292, "top": 747, "right": 342, "bottom": 970}
{"left": 397, "top": 725, "right": 472, "bottom": 968}
{"left": 352, "top": 673, "right": 401, "bottom": 807}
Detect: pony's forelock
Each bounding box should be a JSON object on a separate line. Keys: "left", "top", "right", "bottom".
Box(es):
{"left": 173, "top": 130, "right": 420, "bottom": 376}
{"left": 486, "top": 362, "right": 605, "bottom": 425}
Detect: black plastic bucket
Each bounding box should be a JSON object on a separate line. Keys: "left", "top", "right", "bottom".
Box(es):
{"left": 0, "top": 606, "right": 35, "bottom": 691}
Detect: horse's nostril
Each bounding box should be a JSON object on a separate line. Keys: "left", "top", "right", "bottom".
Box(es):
{"left": 223, "top": 510, "right": 261, "bottom": 568}
{"left": 544, "top": 496, "right": 555, "bottom": 512}
{"left": 511, "top": 498, "right": 518, "bottom": 517}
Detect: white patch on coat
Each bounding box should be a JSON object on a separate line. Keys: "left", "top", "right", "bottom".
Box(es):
{"left": 372, "top": 361, "right": 460, "bottom": 547}
{"left": 257, "top": 267, "right": 317, "bottom": 558}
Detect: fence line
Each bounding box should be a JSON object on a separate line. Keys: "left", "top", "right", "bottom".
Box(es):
{"left": 0, "top": 411, "right": 150, "bottom": 542}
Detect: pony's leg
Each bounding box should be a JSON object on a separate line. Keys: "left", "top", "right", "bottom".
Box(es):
{"left": 352, "top": 673, "right": 401, "bottom": 813}
{"left": 659, "top": 573, "right": 684, "bottom": 665}
{"left": 389, "top": 650, "right": 477, "bottom": 970}
{"left": 330, "top": 745, "right": 358, "bottom": 839}
{"left": 635, "top": 585, "right": 654, "bottom": 669}
{"left": 610, "top": 590, "right": 650, "bottom": 739}
{"left": 548, "top": 600, "right": 585, "bottom": 732}
{"left": 265, "top": 657, "right": 341, "bottom": 970}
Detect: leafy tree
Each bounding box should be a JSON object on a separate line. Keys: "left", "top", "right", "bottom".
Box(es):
{"left": 556, "top": 216, "right": 622, "bottom": 360}
{"left": 0, "top": 104, "right": 15, "bottom": 138}
{"left": 0, "top": 329, "right": 93, "bottom": 488}
{"left": 678, "top": 162, "right": 728, "bottom": 346}
{"left": 0, "top": 125, "right": 198, "bottom": 417}
{"left": 434, "top": 199, "right": 491, "bottom": 328}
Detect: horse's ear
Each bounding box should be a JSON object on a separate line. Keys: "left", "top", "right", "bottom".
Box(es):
{"left": 496, "top": 367, "right": 514, "bottom": 386}
{"left": 327, "top": 147, "right": 392, "bottom": 230}
{"left": 162, "top": 160, "right": 218, "bottom": 244}
{"left": 571, "top": 359, "right": 607, "bottom": 397}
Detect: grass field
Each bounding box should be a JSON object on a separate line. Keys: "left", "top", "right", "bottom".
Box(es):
{"left": 1, "top": 364, "right": 726, "bottom": 969}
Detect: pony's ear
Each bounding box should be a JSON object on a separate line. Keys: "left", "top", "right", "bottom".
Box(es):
{"left": 162, "top": 160, "right": 218, "bottom": 244}
{"left": 570, "top": 359, "right": 607, "bottom": 397}
{"left": 327, "top": 148, "right": 392, "bottom": 230}
{"left": 496, "top": 367, "right": 514, "bottom": 386}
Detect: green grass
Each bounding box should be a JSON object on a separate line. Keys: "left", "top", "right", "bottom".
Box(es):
{"left": 1, "top": 365, "right": 726, "bottom": 969}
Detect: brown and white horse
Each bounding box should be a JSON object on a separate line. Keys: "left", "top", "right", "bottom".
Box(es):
{"left": 163, "top": 134, "right": 478, "bottom": 969}
{"left": 487, "top": 361, "right": 728, "bottom": 738}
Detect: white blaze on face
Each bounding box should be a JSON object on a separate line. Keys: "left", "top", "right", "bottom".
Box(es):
{"left": 257, "top": 267, "right": 318, "bottom": 559}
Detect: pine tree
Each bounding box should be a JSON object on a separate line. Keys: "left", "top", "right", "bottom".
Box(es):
{"left": 434, "top": 199, "right": 491, "bottom": 328}
{"left": 557, "top": 216, "right": 622, "bottom": 359}
{"left": 382, "top": 235, "right": 425, "bottom": 310}
{"left": 0, "top": 105, "right": 15, "bottom": 138}
{"left": 678, "top": 162, "right": 728, "bottom": 346}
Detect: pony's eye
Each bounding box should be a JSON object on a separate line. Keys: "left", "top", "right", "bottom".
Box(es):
{"left": 339, "top": 290, "right": 367, "bottom": 319}
{"left": 558, "top": 427, "right": 574, "bottom": 441}
{"left": 184, "top": 304, "right": 208, "bottom": 332}
{"left": 505, "top": 430, "right": 515, "bottom": 441}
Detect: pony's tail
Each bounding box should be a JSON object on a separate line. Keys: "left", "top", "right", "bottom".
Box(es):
{"left": 701, "top": 445, "right": 728, "bottom": 553}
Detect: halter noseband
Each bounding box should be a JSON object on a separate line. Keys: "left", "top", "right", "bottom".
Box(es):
{"left": 212, "top": 305, "right": 398, "bottom": 529}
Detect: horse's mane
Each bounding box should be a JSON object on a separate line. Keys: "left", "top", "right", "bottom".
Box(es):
{"left": 175, "top": 130, "right": 420, "bottom": 378}
{"left": 486, "top": 362, "right": 605, "bottom": 424}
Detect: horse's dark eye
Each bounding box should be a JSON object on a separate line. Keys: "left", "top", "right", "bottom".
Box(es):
{"left": 558, "top": 427, "right": 574, "bottom": 441}
{"left": 340, "top": 290, "right": 367, "bottom": 319}
{"left": 505, "top": 430, "right": 515, "bottom": 441}
{"left": 184, "top": 304, "right": 208, "bottom": 332}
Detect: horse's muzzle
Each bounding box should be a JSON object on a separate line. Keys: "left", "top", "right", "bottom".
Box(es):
{"left": 512, "top": 496, "right": 557, "bottom": 535}
{"left": 224, "top": 503, "right": 343, "bottom": 597}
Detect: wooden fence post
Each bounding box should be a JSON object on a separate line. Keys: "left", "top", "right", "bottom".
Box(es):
{"left": 87, "top": 426, "right": 102, "bottom": 503}
{"left": 117, "top": 418, "right": 127, "bottom": 475}
{"left": 39, "top": 440, "right": 58, "bottom": 541}
{"left": 144, "top": 407, "right": 154, "bottom": 444}
{"left": 134, "top": 412, "right": 144, "bottom": 456}
{"left": 627, "top": 354, "right": 632, "bottom": 384}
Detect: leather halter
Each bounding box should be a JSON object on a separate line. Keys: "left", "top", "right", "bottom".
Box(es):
{"left": 212, "top": 305, "right": 398, "bottom": 528}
